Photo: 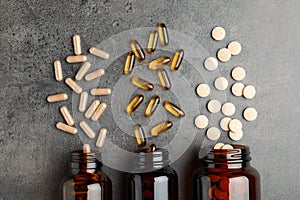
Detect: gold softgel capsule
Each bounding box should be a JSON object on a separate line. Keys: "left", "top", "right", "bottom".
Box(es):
{"left": 148, "top": 56, "right": 171, "bottom": 70}
{"left": 130, "top": 40, "right": 146, "bottom": 61}
{"left": 126, "top": 94, "right": 144, "bottom": 114}
{"left": 134, "top": 124, "right": 147, "bottom": 147}
{"left": 163, "top": 101, "right": 185, "bottom": 118}
{"left": 147, "top": 30, "right": 158, "bottom": 54}
{"left": 170, "top": 49, "right": 184, "bottom": 71}
{"left": 131, "top": 76, "right": 154, "bottom": 91}
{"left": 151, "top": 120, "right": 173, "bottom": 136}
{"left": 145, "top": 95, "right": 160, "bottom": 118}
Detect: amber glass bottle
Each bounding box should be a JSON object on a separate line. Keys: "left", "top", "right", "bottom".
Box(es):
{"left": 128, "top": 147, "right": 178, "bottom": 200}
{"left": 193, "top": 145, "right": 260, "bottom": 200}
{"left": 60, "top": 150, "right": 112, "bottom": 200}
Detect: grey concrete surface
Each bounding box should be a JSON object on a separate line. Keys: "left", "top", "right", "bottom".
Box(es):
{"left": 1, "top": 0, "right": 300, "bottom": 199}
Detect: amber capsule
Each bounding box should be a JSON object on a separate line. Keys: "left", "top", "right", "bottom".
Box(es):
{"left": 163, "top": 101, "right": 185, "bottom": 118}
{"left": 124, "top": 51, "right": 135, "bottom": 75}
{"left": 131, "top": 76, "right": 154, "bottom": 91}
{"left": 134, "top": 124, "right": 147, "bottom": 147}
{"left": 130, "top": 40, "right": 146, "bottom": 61}
{"left": 158, "top": 23, "right": 169, "bottom": 46}
{"left": 158, "top": 69, "right": 171, "bottom": 90}
{"left": 170, "top": 49, "right": 184, "bottom": 71}
{"left": 147, "top": 30, "right": 158, "bottom": 54}
{"left": 126, "top": 94, "right": 144, "bottom": 114}
{"left": 145, "top": 95, "right": 160, "bottom": 117}
{"left": 148, "top": 56, "right": 171, "bottom": 70}
{"left": 151, "top": 120, "right": 173, "bottom": 136}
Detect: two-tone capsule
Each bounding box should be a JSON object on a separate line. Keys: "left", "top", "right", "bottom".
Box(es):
{"left": 79, "top": 121, "right": 96, "bottom": 139}
{"left": 124, "top": 51, "right": 135, "bottom": 75}
{"left": 126, "top": 94, "right": 144, "bottom": 114}
{"left": 96, "top": 128, "right": 107, "bottom": 148}
{"left": 145, "top": 95, "right": 160, "bottom": 117}
{"left": 130, "top": 40, "right": 146, "bottom": 61}
{"left": 56, "top": 122, "right": 78, "bottom": 135}
{"left": 85, "top": 69, "right": 105, "bottom": 81}
{"left": 158, "top": 23, "right": 169, "bottom": 46}
{"left": 60, "top": 106, "right": 75, "bottom": 126}
{"left": 89, "top": 47, "right": 109, "bottom": 60}
{"left": 79, "top": 91, "right": 88, "bottom": 112}
{"left": 151, "top": 120, "right": 173, "bottom": 136}
{"left": 85, "top": 100, "right": 100, "bottom": 118}
{"left": 163, "top": 101, "right": 185, "bottom": 118}
{"left": 158, "top": 69, "right": 171, "bottom": 90}
{"left": 90, "top": 88, "right": 111, "bottom": 96}
{"left": 147, "top": 30, "right": 158, "bottom": 54}
{"left": 66, "top": 55, "right": 87, "bottom": 63}
{"left": 134, "top": 124, "right": 147, "bottom": 147}
{"left": 131, "top": 76, "right": 154, "bottom": 91}
{"left": 47, "top": 93, "right": 68, "bottom": 103}
{"left": 148, "top": 56, "right": 171, "bottom": 70}
{"left": 75, "top": 62, "right": 91, "bottom": 80}
{"left": 91, "top": 102, "right": 107, "bottom": 121}
{"left": 170, "top": 49, "right": 184, "bottom": 71}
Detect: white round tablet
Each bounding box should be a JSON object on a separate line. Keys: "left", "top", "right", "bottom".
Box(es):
{"left": 221, "top": 144, "right": 234, "bottom": 150}
{"left": 231, "top": 82, "right": 245, "bottom": 97}
{"left": 196, "top": 83, "right": 210, "bottom": 97}
{"left": 214, "top": 142, "right": 225, "bottom": 149}
{"left": 206, "top": 127, "right": 221, "bottom": 141}
{"left": 220, "top": 117, "right": 232, "bottom": 131}
{"left": 229, "top": 119, "right": 243, "bottom": 132}
{"left": 243, "top": 107, "right": 258, "bottom": 121}
{"left": 204, "top": 57, "right": 218, "bottom": 71}
{"left": 221, "top": 102, "right": 236, "bottom": 116}
{"left": 243, "top": 85, "right": 256, "bottom": 99}
{"left": 212, "top": 27, "right": 226, "bottom": 41}
{"left": 232, "top": 66, "right": 246, "bottom": 81}
{"left": 228, "top": 41, "right": 242, "bottom": 55}
{"left": 214, "top": 77, "right": 228, "bottom": 91}
{"left": 229, "top": 130, "right": 243, "bottom": 141}
{"left": 207, "top": 99, "right": 221, "bottom": 113}
{"left": 195, "top": 115, "right": 209, "bottom": 129}
{"left": 217, "top": 48, "right": 231, "bottom": 62}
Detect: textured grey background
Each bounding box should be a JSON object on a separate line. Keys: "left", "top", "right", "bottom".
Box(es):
{"left": 1, "top": 0, "right": 300, "bottom": 199}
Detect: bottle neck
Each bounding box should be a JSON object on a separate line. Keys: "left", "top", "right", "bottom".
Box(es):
{"left": 69, "top": 150, "right": 102, "bottom": 174}
{"left": 136, "top": 149, "right": 170, "bottom": 172}
{"left": 202, "top": 145, "right": 251, "bottom": 171}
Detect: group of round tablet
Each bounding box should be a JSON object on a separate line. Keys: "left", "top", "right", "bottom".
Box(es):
{"left": 195, "top": 26, "right": 258, "bottom": 142}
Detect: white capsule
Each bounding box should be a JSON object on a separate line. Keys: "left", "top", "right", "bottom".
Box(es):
{"left": 73, "top": 35, "right": 82, "bottom": 55}
{"left": 90, "top": 88, "right": 111, "bottom": 96}
{"left": 96, "top": 128, "right": 107, "bottom": 148}
{"left": 60, "top": 106, "right": 75, "bottom": 126}
{"left": 89, "top": 47, "right": 109, "bottom": 60}
{"left": 47, "top": 93, "right": 68, "bottom": 103}
{"left": 56, "top": 122, "right": 77, "bottom": 135}
{"left": 79, "top": 91, "right": 88, "bottom": 112}
{"left": 79, "top": 121, "right": 96, "bottom": 139}
{"left": 92, "top": 103, "right": 107, "bottom": 121}
{"left": 75, "top": 62, "right": 91, "bottom": 80}
{"left": 65, "top": 78, "right": 82, "bottom": 94}
{"left": 54, "top": 60, "right": 63, "bottom": 81}
{"left": 85, "top": 100, "right": 100, "bottom": 119}
{"left": 85, "top": 69, "right": 105, "bottom": 81}
{"left": 66, "top": 55, "right": 87, "bottom": 63}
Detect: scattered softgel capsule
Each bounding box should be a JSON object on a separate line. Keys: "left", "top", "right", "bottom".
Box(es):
{"left": 90, "top": 88, "right": 111, "bottom": 96}
{"left": 85, "top": 100, "right": 100, "bottom": 119}
{"left": 54, "top": 60, "right": 63, "bottom": 81}
{"left": 147, "top": 30, "right": 158, "bottom": 54}
{"left": 170, "top": 49, "right": 184, "bottom": 71}
{"left": 91, "top": 102, "right": 107, "bottom": 121}
{"left": 60, "top": 106, "right": 75, "bottom": 126}
{"left": 78, "top": 91, "right": 88, "bottom": 112}
{"left": 56, "top": 122, "right": 77, "bottom": 135}
{"left": 75, "top": 62, "right": 91, "bottom": 80}
{"left": 158, "top": 69, "right": 171, "bottom": 90}
{"left": 73, "top": 34, "right": 82, "bottom": 55}
{"left": 126, "top": 94, "right": 144, "bottom": 114}
{"left": 66, "top": 55, "right": 87, "bottom": 63}
{"left": 65, "top": 78, "right": 82, "bottom": 94}
{"left": 158, "top": 23, "right": 169, "bottom": 46}
{"left": 85, "top": 68, "right": 105, "bottom": 81}
{"left": 47, "top": 93, "right": 68, "bottom": 103}
{"left": 134, "top": 124, "right": 147, "bottom": 147}
{"left": 131, "top": 76, "right": 154, "bottom": 91}
{"left": 163, "top": 101, "right": 185, "bottom": 118}
{"left": 124, "top": 51, "right": 135, "bottom": 75}
{"left": 151, "top": 120, "right": 173, "bottom": 136}
{"left": 83, "top": 144, "right": 91, "bottom": 153}
{"left": 89, "top": 47, "right": 109, "bottom": 60}
{"left": 130, "top": 40, "right": 146, "bottom": 61}
{"left": 79, "top": 121, "right": 96, "bottom": 139}
{"left": 96, "top": 128, "right": 107, "bottom": 148}
{"left": 145, "top": 95, "right": 160, "bottom": 117}
{"left": 148, "top": 56, "right": 171, "bottom": 70}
